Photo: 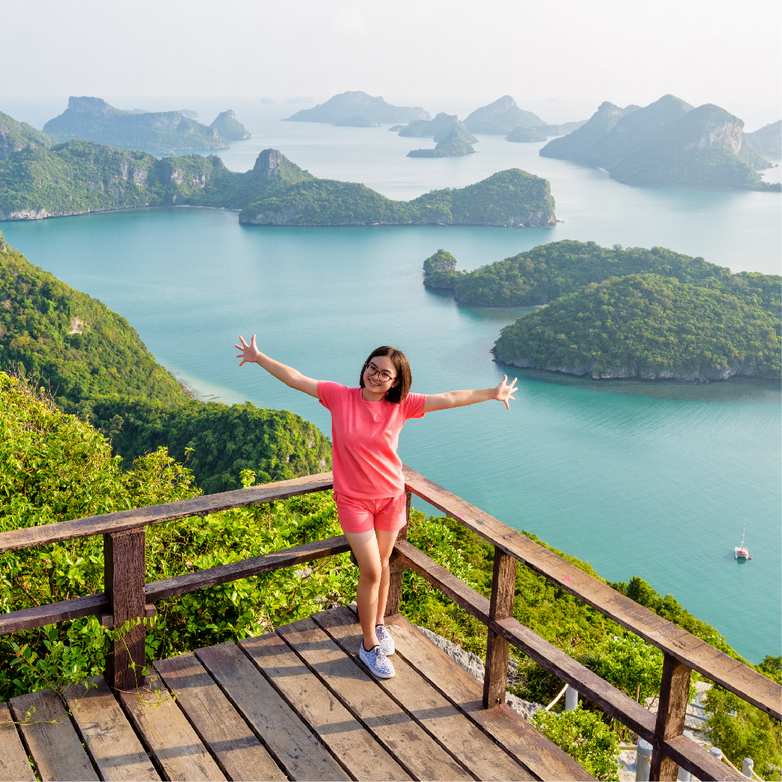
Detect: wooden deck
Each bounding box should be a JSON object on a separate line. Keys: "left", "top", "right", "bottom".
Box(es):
{"left": 0, "top": 607, "right": 591, "bottom": 782}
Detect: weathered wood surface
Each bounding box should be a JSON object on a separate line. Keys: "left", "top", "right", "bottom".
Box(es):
{"left": 484, "top": 548, "right": 517, "bottom": 708}
{"left": 63, "top": 676, "right": 159, "bottom": 781}
{"left": 9, "top": 686, "right": 100, "bottom": 781}
{"left": 402, "top": 466, "right": 782, "bottom": 721}
{"left": 279, "top": 613, "right": 475, "bottom": 781}
{"left": 119, "top": 684, "right": 226, "bottom": 781}
{"left": 154, "top": 653, "right": 286, "bottom": 782}
{"left": 313, "top": 605, "right": 539, "bottom": 781}
{"left": 0, "top": 593, "right": 110, "bottom": 636}
{"left": 0, "top": 703, "right": 36, "bottom": 781}
{"left": 0, "top": 473, "right": 334, "bottom": 553}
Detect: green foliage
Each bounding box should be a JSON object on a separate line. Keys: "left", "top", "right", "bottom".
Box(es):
{"left": 0, "top": 111, "right": 53, "bottom": 156}
{"left": 423, "top": 249, "right": 457, "bottom": 275}
{"left": 532, "top": 706, "right": 621, "bottom": 781}
{"left": 493, "top": 273, "right": 781, "bottom": 379}
{"left": 704, "top": 687, "right": 782, "bottom": 780}
{"left": 408, "top": 125, "right": 476, "bottom": 157}
{"left": 209, "top": 110, "right": 250, "bottom": 141}
{"left": 0, "top": 236, "right": 185, "bottom": 410}
{"left": 90, "top": 396, "right": 332, "bottom": 494}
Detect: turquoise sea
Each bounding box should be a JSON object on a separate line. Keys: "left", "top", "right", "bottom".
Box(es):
{"left": 2, "top": 100, "right": 780, "bottom": 663}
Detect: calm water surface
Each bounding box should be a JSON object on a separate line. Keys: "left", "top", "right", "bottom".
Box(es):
{"left": 3, "top": 103, "right": 780, "bottom": 663}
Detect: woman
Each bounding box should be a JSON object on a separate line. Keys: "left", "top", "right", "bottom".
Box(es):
{"left": 235, "top": 336, "right": 517, "bottom": 679}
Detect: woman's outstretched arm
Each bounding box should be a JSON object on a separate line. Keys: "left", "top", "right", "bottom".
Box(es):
{"left": 423, "top": 374, "right": 518, "bottom": 412}
{"left": 235, "top": 335, "right": 319, "bottom": 398}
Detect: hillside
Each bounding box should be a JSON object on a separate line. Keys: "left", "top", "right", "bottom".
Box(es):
{"left": 43, "top": 96, "right": 229, "bottom": 154}
{"left": 0, "top": 139, "right": 555, "bottom": 227}
{"left": 464, "top": 96, "right": 584, "bottom": 136}
{"left": 407, "top": 125, "right": 477, "bottom": 158}
{"left": 209, "top": 109, "right": 251, "bottom": 140}
{"left": 540, "top": 95, "right": 780, "bottom": 190}
{"left": 0, "top": 111, "right": 52, "bottom": 158}
{"left": 744, "top": 121, "right": 781, "bottom": 159}
{"left": 493, "top": 273, "right": 781, "bottom": 381}
{"left": 0, "top": 233, "right": 332, "bottom": 491}
{"left": 285, "top": 91, "right": 430, "bottom": 124}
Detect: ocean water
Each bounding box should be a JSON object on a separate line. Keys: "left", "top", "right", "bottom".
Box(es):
{"left": 2, "top": 101, "right": 780, "bottom": 663}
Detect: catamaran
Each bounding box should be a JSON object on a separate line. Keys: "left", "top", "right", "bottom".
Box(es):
{"left": 734, "top": 526, "right": 753, "bottom": 560}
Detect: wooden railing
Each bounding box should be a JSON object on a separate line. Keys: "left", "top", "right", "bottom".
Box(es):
{"left": 1, "top": 467, "right": 779, "bottom": 782}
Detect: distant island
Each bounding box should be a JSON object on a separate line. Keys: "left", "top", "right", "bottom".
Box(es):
{"left": 407, "top": 124, "right": 476, "bottom": 157}
{"left": 423, "top": 240, "right": 781, "bottom": 382}
{"left": 744, "top": 121, "right": 781, "bottom": 159}
{"left": 463, "top": 96, "right": 585, "bottom": 136}
{"left": 0, "top": 132, "right": 556, "bottom": 227}
{"left": 209, "top": 110, "right": 251, "bottom": 140}
{"left": 285, "top": 90, "right": 430, "bottom": 125}
{"left": 42, "top": 96, "right": 234, "bottom": 154}
{"left": 539, "top": 95, "right": 780, "bottom": 191}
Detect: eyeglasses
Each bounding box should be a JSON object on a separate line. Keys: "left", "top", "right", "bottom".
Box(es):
{"left": 365, "top": 362, "right": 395, "bottom": 383}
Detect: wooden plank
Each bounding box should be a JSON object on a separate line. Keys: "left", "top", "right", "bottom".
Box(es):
{"left": 651, "top": 654, "right": 692, "bottom": 782}
{"left": 278, "top": 615, "right": 475, "bottom": 782}
{"left": 63, "top": 676, "right": 159, "bottom": 781}
{"left": 105, "top": 529, "right": 147, "bottom": 691}
{"left": 0, "top": 703, "right": 36, "bottom": 782}
{"left": 388, "top": 615, "right": 595, "bottom": 782}
{"left": 154, "top": 653, "right": 286, "bottom": 782}
{"left": 195, "top": 641, "right": 349, "bottom": 781}
{"left": 118, "top": 682, "right": 226, "bottom": 781}
{"left": 395, "top": 539, "right": 657, "bottom": 739}
{"left": 0, "top": 593, "right": 109, "bottom": 636}
{"left": 402, "top": 467, "right": 782, "bottom": 720}
{"left": 10, "top": 688, "right": 99, "bottom": 782}
{"left": 314, "top": 605, "right": 535, "bottom": 782}
{"left": 239, "top": 631, "right": 411, "bottom": 781}
{"left": 665, "top": 734, "right": 745, "bottom": 782}
{"left": 484, "top": 549, "right": 517, "bottom": 708}
{"left": 146, "top": 536, "right": 349, "bottom": 602}
{"left": 0, "top": 473, "right": 333, "bottom": 553}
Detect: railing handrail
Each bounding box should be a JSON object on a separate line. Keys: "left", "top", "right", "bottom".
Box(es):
{"left": 2, "top": 467, "right": 777, "bottom": 781}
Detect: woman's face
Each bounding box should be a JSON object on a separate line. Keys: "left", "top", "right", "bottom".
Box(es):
{"left": 362, "top": 354, "right": 399, "bottom": 399}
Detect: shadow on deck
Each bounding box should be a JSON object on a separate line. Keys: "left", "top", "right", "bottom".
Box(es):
{"left": 1, "top": 607, "right": 586, "bottom": 781}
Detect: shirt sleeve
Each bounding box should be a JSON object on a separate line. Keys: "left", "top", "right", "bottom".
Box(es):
{"left": 402, "top": 391, "right": 426, "bottom": 420}
{"left": 317, "top": 380, "right": 340, "bottom": 410}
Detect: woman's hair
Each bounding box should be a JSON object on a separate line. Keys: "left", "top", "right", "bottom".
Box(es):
{"left": 359, "top": 346, "right": 412, "bottom": 404}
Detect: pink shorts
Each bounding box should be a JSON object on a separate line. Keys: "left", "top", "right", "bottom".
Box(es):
{"left": 334, "top": 492, "right": 408, "bottom": 534}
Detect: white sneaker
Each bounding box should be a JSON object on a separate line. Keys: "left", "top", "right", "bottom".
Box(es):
{"left": 375, "top": 624, "right": 395, "bottom": 656}
{"left": 359, "top": 642, "right": 395, "bottom": 679}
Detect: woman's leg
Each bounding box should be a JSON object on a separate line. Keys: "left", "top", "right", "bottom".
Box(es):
{"left": 345, "top": 528, "right": 399, "bottom": 650}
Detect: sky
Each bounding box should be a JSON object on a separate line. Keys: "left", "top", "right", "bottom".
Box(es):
{"left": 1, "top": 0, "right": 781, "bottom": 130}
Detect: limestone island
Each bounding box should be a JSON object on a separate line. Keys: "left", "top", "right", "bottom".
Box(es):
{"left": 0, "top": 131, "right": 556, "bottom": 228}
{"left": 464, "top": 96, "right": 585, "bottom": 136}
{"left": 284, "top": 91, "right": 430, "bottom": 125}
{"left": 209, "top": 110, "right": 251, "bottom": 140}
{"left": 43, "top": 96, "right": 234, "bottom": 154}
{"left": 408, "top": 125, "right": 477, "bottom": 157}
{"left": 422, "top": 241, "right": 781, "bottom": 382}
{"left": 539, "top": 95, "right": 781, "bottom": 191}
{"left": 744, "top": 121, "right": 781, "bottom": 159}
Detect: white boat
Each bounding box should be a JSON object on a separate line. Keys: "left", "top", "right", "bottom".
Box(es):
{"left": 734, "top": 527, "right": 753, "bottom": 560}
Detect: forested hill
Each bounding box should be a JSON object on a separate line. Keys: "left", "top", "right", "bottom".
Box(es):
{"left": 539, "top": 95, "right": 780, "bottom": 191}
{"left": 0, "top": 234, "right": 331, "bottom": 492}
{"left": 423, "top": 240, "right": 781, "bottom": 382}
{"left": 0, "top": 138, "right": 556, "bottom": 227}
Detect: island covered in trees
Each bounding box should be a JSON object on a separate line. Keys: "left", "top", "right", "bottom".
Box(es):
{"left": 0, "top": 135, "right": 557, "bottom": 227}
{"left": 540, "top": 95, "right": 780, "bottom": 191}
{"left": 423, "top": 240, "right": 781, "bottom": 381}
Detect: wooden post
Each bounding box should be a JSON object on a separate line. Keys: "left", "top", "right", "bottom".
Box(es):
{"left": 483, "top": 548, "right": 517, "bottom": 708}
{"left": 104, "top": 528, "right": 147, "bottom": 691}
{"left": 385, "top": 489, "right": 411, "bottom": 617}
{"left": 650, "top": 652, "right": 692, "bottom": 781}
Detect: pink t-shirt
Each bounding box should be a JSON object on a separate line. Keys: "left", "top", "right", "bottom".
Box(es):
{"left": 318, "top": 381, "right": 426, "bottom": 499}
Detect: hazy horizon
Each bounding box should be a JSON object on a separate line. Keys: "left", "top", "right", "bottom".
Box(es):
{"left": 2, "top": 0, "right": 780, "bottom": 132}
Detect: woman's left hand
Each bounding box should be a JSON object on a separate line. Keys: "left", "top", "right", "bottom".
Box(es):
{"left": 494, "top": 375, "right": 518, "bottom": 410}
